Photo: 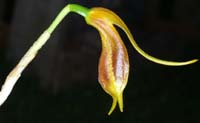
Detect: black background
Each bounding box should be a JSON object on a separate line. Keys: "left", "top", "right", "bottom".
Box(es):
{"left": 0, "top": 0, "right": 200, "bottom": 122}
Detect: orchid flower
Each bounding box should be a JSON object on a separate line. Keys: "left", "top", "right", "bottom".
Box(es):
{"left": 0, "top": 4, "right": 198, "bottom": 115}
{"left": 85, "top": 7, "right": 198, "bottom": 115}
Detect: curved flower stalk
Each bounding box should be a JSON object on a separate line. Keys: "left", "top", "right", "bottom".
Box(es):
{"left": 0, "top": 4, "right": 198, "bottom": 115}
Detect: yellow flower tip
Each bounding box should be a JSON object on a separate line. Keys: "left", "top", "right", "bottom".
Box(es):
{"left": 117, "top": 93, "right": 124, "bottom": 113}
{"left": 108, "top": 97, "right": 117, "bottom": 115}
{"left": 108, "top": 93, "right": 123, "bottom": 115}
{"left": 156, "top": 58, "right": 199, "bottom": 66}
{"left": 189, "top": 59, "right": 199, "bottom": 64}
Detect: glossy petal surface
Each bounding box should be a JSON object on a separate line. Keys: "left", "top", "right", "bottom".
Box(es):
{"left": 85, "top": 7, "right": 198, "bottom": 115}
{"left": 86, "top": 8, "right": 129, "bottom": 115}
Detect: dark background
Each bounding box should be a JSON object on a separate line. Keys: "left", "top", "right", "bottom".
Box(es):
{"left": 0, "top": 0, "right": 200, "bottom": 122}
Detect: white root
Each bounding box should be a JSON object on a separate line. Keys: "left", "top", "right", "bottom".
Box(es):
{"left": 0, "top": 31, "right": 50, "bottom": 106}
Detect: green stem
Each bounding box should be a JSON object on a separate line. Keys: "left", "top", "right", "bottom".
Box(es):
{"left": 0, "top": 4, "right": 89, "bottom": 107}
{"left": 47, "top": 4, "right": 89, "bottom": 34}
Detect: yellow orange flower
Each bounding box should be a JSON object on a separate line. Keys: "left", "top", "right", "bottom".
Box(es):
{"left": 0, "top": 4, "right": 197, "bottom": 116}
{"left": 86, "top": 8, "right": 129, "bottom": 115}
{"left": 85, "top": 7, "right": 198, "bottom": 115}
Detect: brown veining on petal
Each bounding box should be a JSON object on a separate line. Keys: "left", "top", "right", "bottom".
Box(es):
{"left": 90, "top": 15, "right": 129, "bottom": 94}
{"left": 86, "top": 8, "right": 130, "bottom": 114}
